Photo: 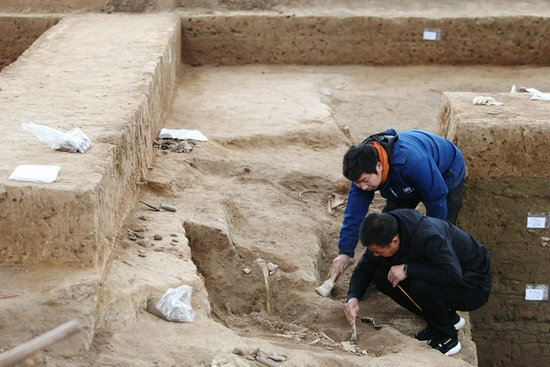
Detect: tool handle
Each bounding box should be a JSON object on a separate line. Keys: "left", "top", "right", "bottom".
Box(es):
{"left": 0, "top": 320, "right": 82, "bottom": 367}
{"left": 160, "top": 204, "right": 177, "bottom": 212}
{"left": 397, "top": 284, "right": 422, "bottom": 311}
{"left": 326, "top": 261, "right": 344, "bottom": 283}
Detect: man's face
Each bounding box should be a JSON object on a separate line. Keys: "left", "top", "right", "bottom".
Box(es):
{"left": 353, "top": 162, "right": 383, "bottom": 191}
{"left": 366, "top": 235, "right": 400, "bottom": 257}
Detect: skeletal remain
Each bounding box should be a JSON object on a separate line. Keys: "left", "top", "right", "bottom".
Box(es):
{"left": 267, "top": 262, "right": 278, "bottom": 275}
{"left": 253, "top": 258, "right": 272, "bottom": 316}
{"left": 327, "top": 193, "right": 346, "bottom": 215}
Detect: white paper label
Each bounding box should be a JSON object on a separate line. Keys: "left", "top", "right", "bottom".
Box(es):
{"left": 525, "top": 289, "right": 545, "bottom": 301}
{"left": 423, "top": 28, "right": 441, "bottom": 41}
{"left": 527, "top": 216, "right": 546, "bottom": 228}
{"left": 525, "top": 284, "right": 548, "bottom": 301}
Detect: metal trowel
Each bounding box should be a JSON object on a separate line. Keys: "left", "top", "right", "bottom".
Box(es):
{"left": 139, "top": 201, "right": 177, "bottom": 212}
{"left": 361, "top": 317, "right": 386, "bottom": 330}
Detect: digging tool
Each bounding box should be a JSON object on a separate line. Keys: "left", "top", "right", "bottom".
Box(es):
{"left": 315, "top": 264, "right": 344, "bottom": 297}
{"left": 315, "top": 272, "right": 338, "bottom": 297}
{"left": 139, "top": 201, "right": 177, "bottom": 212}
{"left": 0, "top": 319, "right": 82, "bottom": 367}
{"left": 361, "top": 317, "right": 387, "bottom": 330}
{"left": 350, "top": 318, "right": 357, "bottom": 341}
{"left": 397, "top": 284, "right": 422, "bottom": 311}
{"left": 159, "top": 203, "right": 177, "bottom": 212}
{"left": 140, "top": 201, "right": 160, "bottom": 211}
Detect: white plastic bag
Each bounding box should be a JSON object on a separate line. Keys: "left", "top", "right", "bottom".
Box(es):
{"left": 22, "top": 122, "right": 92, "bottom": 153}
{"left": 155, "top": 285, "right": 195, "bottom": 323}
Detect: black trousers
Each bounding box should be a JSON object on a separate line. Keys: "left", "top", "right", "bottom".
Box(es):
{"left": 372, "top": 266, "right": 490, "bottom": 339}
{"left": 383, "top": 179, "right": 464, "bottom": 225}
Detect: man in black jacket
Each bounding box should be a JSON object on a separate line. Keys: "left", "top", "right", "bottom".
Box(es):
{"left": 343, "top": 209, "right": 491, "bottom": 356}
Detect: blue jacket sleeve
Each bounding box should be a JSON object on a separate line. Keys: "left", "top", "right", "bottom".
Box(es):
{"left": 338, "top": 183, "right": 374, "bottom": 258}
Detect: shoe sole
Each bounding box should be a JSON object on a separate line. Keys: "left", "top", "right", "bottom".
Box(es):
{"left": 454, "top": 316, "right": 465, "bottom": 330}
{"left": 416, "top": 317, "right": 465, "bottom": 344}
{"left": 444, "top": 341, "right": 462, "bottom": 356}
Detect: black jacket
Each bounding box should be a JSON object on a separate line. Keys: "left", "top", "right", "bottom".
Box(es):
{"left": 347, "top": 209, "right": 491, "bottom": 301}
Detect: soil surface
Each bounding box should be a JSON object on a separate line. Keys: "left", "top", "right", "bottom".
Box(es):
{"left": 1, "top": 3, "right": 550, "bottom": 367}
{"left": 81, "top": 64, "right": 547, "bottom": 367}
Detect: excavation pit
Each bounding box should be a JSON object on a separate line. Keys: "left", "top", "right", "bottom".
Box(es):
{"left": 1, "top": 4, "right": 550, "bottom": 367}
{"left": 0, "top": 15, "right": 59, "bottom": 72}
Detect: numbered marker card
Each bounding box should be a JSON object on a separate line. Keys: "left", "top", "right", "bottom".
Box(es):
{"left": 423, "top": 28, "right": 441, "bottom": 41}
{"left": 525, "top": 284, "right": 549, "bottom": 301}
{"left": 527, "top": 212, "right": 549, "bottom": 229}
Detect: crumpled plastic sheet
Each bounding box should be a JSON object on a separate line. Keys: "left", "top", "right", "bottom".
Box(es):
{"left": 518, "top": 87, "right": 550, "bottom": 101}
{"left": 472, "top": 96, "right": 504, "bottom": 106}
{"left": 22, "top": 122, "right": 92, "bottom": 153}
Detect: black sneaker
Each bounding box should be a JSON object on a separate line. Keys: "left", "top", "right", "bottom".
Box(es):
{"left": 453, "top": 315, "right": 465, "bottom": 330}
{"left": 415, "top": 315, "right": 465, "bottom": 342}
{"left": 414, "top": 328, "right": 432, "bottom": 342}
{"left": 428, "top": 336, "right": 461, "bottom": 356}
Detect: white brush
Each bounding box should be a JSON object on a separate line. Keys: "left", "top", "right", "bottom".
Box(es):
{"left": 350, "top": 318, "right": 357, "bottom": 341}
{"left": 315, "top": 272, "right": 338, "bottom": 297}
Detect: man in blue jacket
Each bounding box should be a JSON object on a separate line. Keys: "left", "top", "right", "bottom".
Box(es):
{"left": 343, "top": 209, "right": 491, "bottom": 356}
{"left": 331, "top": 129, "right": 466, "bottom": 278}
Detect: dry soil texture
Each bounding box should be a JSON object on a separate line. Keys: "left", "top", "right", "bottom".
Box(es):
{"left": 1, "top": 3, "right": 550, "bottom": 367}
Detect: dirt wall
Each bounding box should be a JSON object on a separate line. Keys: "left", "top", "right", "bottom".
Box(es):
{"left": 0, "top": 15, "right": 59, "bottom": 71}
{"left": 180, "top": 15, "right": 550, "bottom": 66}
{"left": 439, "top": 92, "right": 550, "bottom": 367}
{"left": 0, "top": 14, "right": 181, "bottom": 270}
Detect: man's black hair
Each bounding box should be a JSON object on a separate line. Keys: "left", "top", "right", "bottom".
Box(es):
{"left": 342, "top": 143, "right": 379, "bottom": 182}
{"left": 359, "top": 212, "right": 399, "bottom": 248}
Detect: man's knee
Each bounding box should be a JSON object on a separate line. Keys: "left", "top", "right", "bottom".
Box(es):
{"left": 409, "top": 279, "right": 435, "bottom": 300}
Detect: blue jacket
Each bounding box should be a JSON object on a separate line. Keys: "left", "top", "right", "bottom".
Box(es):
{"left": 338, "top": 129, "right": 465, "bottom": 257}
{"left": 347, "top": 209, "right": 491, "bottom": 301}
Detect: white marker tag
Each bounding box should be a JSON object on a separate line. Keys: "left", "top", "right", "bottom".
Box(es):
{"left": 527, "top": 212, "right": 548, "bottom": 229}
{"left": 525, "top": 284, "right": 548, "bottom": 301}
{"left": 423, "top": 28, "right": 441, "bottom": 41}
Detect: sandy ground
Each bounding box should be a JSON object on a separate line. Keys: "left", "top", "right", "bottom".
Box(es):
{"left": 0, "top": 2, "right": 549, "bottom": 366}
{"left": 2, "top": 58, "right": 549, "bottom": 366}
{"left": 1, "top": 10, "right": 550, "bottom": 367}
{"left": 53, "top": 64, "right": 545, "bottom": 367}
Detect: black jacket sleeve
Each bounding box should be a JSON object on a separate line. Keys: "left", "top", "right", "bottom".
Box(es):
{"left": 347, "top": 252, "right": 378, "bottom": 301}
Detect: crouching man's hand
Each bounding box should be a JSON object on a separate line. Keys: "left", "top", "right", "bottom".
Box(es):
{"left": 344, "top": 297, "right": 359, "bottom": 325}
{"left": 387, "top": 263, "right": 407, "bottom": 287}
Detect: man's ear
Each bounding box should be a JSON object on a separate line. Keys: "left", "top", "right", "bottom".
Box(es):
{"left": 392, "top": 234, "right": 400, "bottom": 246}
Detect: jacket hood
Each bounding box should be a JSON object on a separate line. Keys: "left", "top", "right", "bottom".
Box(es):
{"left": 388, "top": 209, "right": 423, "bottom": 254}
